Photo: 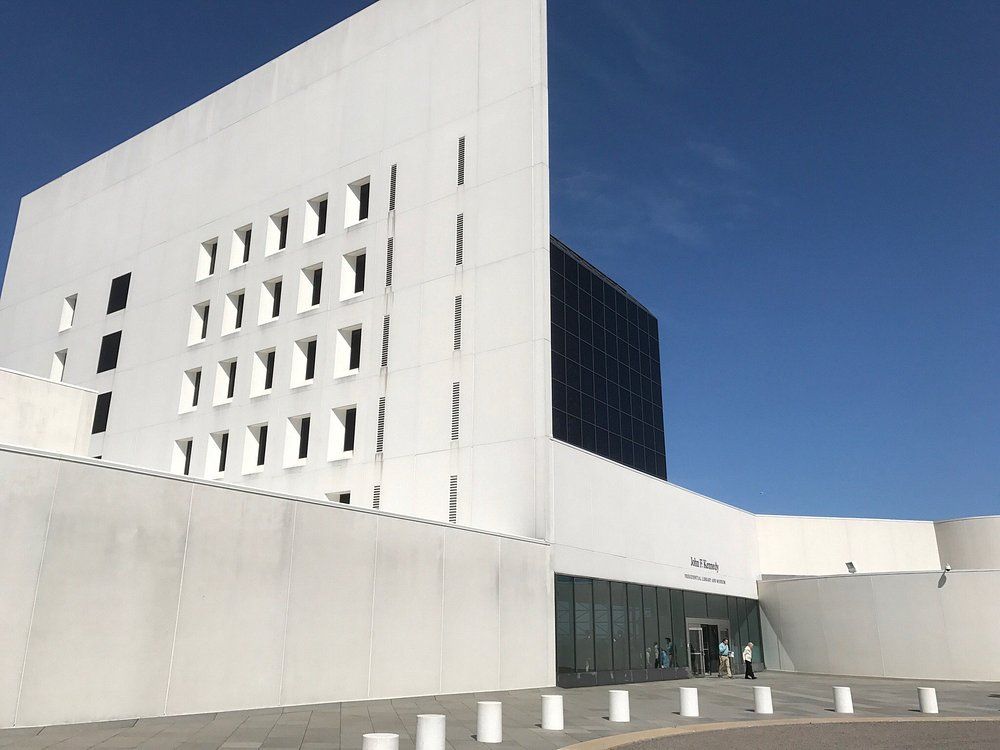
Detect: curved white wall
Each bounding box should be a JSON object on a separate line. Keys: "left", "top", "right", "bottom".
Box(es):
{"left": 934, "top": 516, "right": 1000, "bottom": 570}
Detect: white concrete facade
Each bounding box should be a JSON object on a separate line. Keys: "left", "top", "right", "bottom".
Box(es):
{"left": 0, "top": 368, "right": 95, "bottom": 456}
{"left": 933, "top": 516, "right": 1000, "bottom": 570}
{"left": 0, "top": 0, "right": 551, "bottom": 539}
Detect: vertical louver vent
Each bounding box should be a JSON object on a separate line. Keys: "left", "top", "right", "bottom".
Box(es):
{"left": 376, "top": 396, "right": 386, "bottom": 454}
{"left": 451, "top": 382, "right": 460, "bottom": 440}
{"left": 388, "top": 164, "right": 397, "bottom": 212}
{"left": 448, "top": 475, "right": 458, "bottom": 523}
{"left": 455, "top": 214, "right": 464, "bottom": 265}
{"left": 453, "top": 296, "right": 462, "bottom": 350}
{"left": 457, "top": 136, "right": 465, "bottom": 186}
{"left": 385, "top": 237, "right": 394, "bottom": 287}
{"left": 373, "top": 484, "right": 381, "bottom": 510}
{"left": 381, "top": 315, "right": 390, "bottom": 367}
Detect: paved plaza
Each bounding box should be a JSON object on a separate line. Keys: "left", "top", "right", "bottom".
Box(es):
{"left": 0, "top": 672, "right": 997, "bottom": 749}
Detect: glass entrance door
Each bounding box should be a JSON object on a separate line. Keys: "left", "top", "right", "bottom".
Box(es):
{"left": 701, "top": 624, "right": 719, "bottom": 675}
{"left": 687, "top": 626, "right": 705, "bottom": 676}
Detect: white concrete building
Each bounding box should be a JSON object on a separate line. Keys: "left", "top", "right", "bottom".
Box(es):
{"left": 1, "top": 0, "right": 997, "bottom": 729}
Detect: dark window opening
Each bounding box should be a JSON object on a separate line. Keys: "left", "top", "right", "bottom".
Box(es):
{"left": 349, "top": 328, "right": 362, "bottom": 370}
{"left": 182, "top": 440, "right": 193, "bottom": 476}
{"left": 219, "top": 433, "right": 229, "bottom": 472}
{"left": 107, "top": 273, "right": 131, "bottom": 314}
{"left": 227, "top": 361, "right": 237, "bottom": 399}
{"left": 311, "top": 268, "right": 323, "bottom": 306}
{"left": 354, "top": 253, "right": 366, "bottom": 294}
{"left": 192, "top": 370, "right": 202, "bottom": 407}
{"left": 235, "top": 293, "right": 245, "bottom": 329}
{"left": 298, "top": 416, "right": 311, "bottom": 459}
{"left": 358, "top": 183, "right": 370, "bottom": 221}
{"left": 208, "top": 242, "right": 218, "bottom": 275}
{"left": 200, "top": 305, "right": 210, "bottom": 340}
{"left": 264, "top": 351, "right": 275, "bottom": 390}
{"left": 92, "top": 392, "right": 112, "bottom": 434}
{"left": 97, "top": 331, "right": 122, "bottom": 373}
{"left": 271, "top": 281, "right": 282, "bottom": 318}
{"left": 278, "top": 214, "right": 288, "bottom": 250}
{"left": 344, "top": 407, "right": 357, "bottom": 452}
{"left": 242, "top": 228, "right": 252, "bottom": 264}
{"left": 317, "top": 199, "right": 328, "bottom": 235}
{"left": 305, "top": 339, "right": 317, "bottom": 381}
{"left": 339, "top": 492, "right": 351, "bottom": 505}
{"left": 256, "top": 425, "right": 268, "bottom": 466}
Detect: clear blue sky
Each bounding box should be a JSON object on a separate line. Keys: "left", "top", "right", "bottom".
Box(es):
{"left": 1, "top": 0, "right": 996, "bottom": 520}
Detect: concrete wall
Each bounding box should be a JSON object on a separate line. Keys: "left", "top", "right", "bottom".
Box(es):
{"left": 934, "top": 516, "right": 1000, "bottom": 570}
{"left": 0, "top": 368, "right": 95, "bottom": 455}
{"left": 758, "top": 569, "right": 1000, "bottom": 681}
{"left": 0, "top": 446, "right": 552, "bottom": 729}
{"left": 550, "top": 441, "right": 761, "bottom": 598}
{"left": 756, "top": 514, "right": 940, "bottom": 577}
{"left": 0, "top": 0, "right": 552, "bottom": 540}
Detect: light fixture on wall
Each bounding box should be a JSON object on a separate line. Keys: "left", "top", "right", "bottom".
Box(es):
{"left": 846, "top": 562, "right": 856, "bottom": 574}
{"left": 944, "top": 564, "right": 951, "bottom": 572}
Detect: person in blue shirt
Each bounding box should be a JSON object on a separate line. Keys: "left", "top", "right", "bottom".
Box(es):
{"left": 718, "top": 638, "right": 734, "bottom": 678}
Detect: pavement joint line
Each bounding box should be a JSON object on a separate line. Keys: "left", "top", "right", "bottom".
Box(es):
{"left": 556, "top": 716, "right": 1000, "bottom": 750}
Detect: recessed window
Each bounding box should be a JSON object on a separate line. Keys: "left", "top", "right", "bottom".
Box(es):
{"left": 251, "top": 347, "right": 276, "bottom": 397}
{"left": 207, "top": 431, "right": 229, "bottom": 478}
{"left": 59, "top": 294, "right": 77, "bottom": 332}
{"left": 231, "top": 225, "right": 252, "bottom": 268}
{"left": 197, "top": 238, "right": 218, "bottom": 280}
{"left": 96, "top": 331, "right": 122, "bottom": 373}
{"left": 291, "top": 336, "right": 318, "bottom": 387}
{"left": 243, "top": 422, "right": 268, "bottom": 473}
{"left": 179, "top": 367, "right": 202, "bottom": 412}
{"left": 344, "top": 177, "right": 370, "bottom": 227}
{"left": 298, "top": 263, "right": 323, "bottom": 312}
{"left": 189, "top": 301, "right": 210, "bottom": 344}
{"left": 326, "top": 491, "right": 352, "bottom": 505}
{"left": 329, "top": 405, "right": 357, "bottom": 460}
{"left": 50, "top": 350, "right": 67, "bottom": 382}
{"left": 305, "top": 194, "right": 329, "bottom": 241}
{"left": 92, "top": 392, "right": 112, "bottom": 434}
{"left": 266, "top": 210, "right": 289, "bottom": 255}
{"left": 339, "top": 250, "right": 367, "bottom": 300}
{"left": 223, "top": 289, "right": 245, "bottom": 334}
{"left": 335, "top": 325, "right": 362, "bottom": 377}
{"left": 284, "top": 414, "right": 311, "bottom": 467}
{"left": 259, "top": 277, "right": 282, "bottom": 324}
{"left": 172, "top": 438, "right": 194, "bottom": 476}
{"left": 106, "top": 273, "right": 131, "bottom": 314}
{"left": 214, "top": 357, "right": 238, "bottom": 404}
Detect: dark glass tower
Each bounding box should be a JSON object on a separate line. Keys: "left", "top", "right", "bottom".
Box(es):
{"left": 549, "top": 236, "right": 667, "bottom": 480}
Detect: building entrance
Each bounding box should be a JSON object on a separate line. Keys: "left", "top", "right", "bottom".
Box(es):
{"left": 686, "top": 618, "right": 732, "bottom": 676}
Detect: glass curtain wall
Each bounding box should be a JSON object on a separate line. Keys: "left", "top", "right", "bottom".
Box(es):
{"left": 555, "top": 573, "right": 764, "bottom": 683}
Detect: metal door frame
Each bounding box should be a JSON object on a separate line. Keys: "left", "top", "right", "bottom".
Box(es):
{"left": 685, "top": 617, "right": 733, "bottom": 676}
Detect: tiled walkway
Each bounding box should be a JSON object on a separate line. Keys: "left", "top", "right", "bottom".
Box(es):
{"left": 1, "top": 672, "right": 997, "bottom": 749}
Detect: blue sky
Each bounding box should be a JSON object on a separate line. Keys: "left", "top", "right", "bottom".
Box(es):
{"left": 1, "top": 0, "right": 996, "bottom": 520}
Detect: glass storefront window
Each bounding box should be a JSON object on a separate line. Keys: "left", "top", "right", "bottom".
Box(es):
{"left": 642, "top": 586, "right": 659, "bottom": 668}
{"left": 626, "top": 583, "right": 645, "bottom": 669}
{"left": 573, "top": 577, "right": 595, "bottom": 672}
{"left": 610, "top": 581, "right": 629, "bottom": 670}
{"left": 555, "top": 575, "right": 575, "bottom": 674}
{"left": 670, "top": 588, "right": 688, "bottom": 667}
{"left": 593, "top": 579, "right": 613, "bottom": 671}
{"left": 683, "top": 590, "right": 707, "bottom": 619}
{"left": 707, "top": 593, "right": 728, "bottom": 620}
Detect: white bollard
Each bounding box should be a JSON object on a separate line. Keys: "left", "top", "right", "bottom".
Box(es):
{"left": 477, "top": 701, "right": 503, "bottom": 743}
{"left": 753, "top": 685, "right": 773, "bottom": 714}
{"left": 609, "top": 689, "right": 630, "bottom": 722}
{"left": 541, "top": 694, "right": 564, "bottom": 730}
{"left": 416, "top": 714, "right": 446, "bottom": 750}
{"left": 679, "top": 686, "right": 699, "bottom": 717}
{"left": 917, "top": 687, "right": 939, "bottom": 714}
{"left": 833, "top": 686, "right": 854, "bottom": 714}
{"left": 363, "top": 734, "right": 399, "bottom": 750}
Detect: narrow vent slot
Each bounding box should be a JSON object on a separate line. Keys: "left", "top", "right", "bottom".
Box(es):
{"left": 376, "top": 396, "right": 386, "bottom": 454}
{"left": 373, "top": 484, "right": 381, "bottom": 510}
{"left": 457, "top": 136, "right": 465, "bottom": 186}
{"left": 451, "top": 382, "right": 460, "bottom": 440}
{"left": 388, "top": 163, "right": 397, "bottom": 212}
{"left": 455, "top": 214, "right": 464, "bottom": 265}
{"left": 453, "top": 295, "right": 463, "bottom": 350}
{"left": 385, "top": 237, "right": 394, "bottom": 287}
{"left": 448, "top": 475, "right": 458, "bottom": 523}
{"left": 381, "top": 315, "right": 390, "bottom": 368}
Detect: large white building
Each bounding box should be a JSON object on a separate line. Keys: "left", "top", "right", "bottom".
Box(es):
{"left": 1, "top": 0, "right": 997, "bottom": 729}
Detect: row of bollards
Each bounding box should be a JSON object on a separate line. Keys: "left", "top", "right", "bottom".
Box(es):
{"left": 362, "top": 684, "right": 943, "bottom": 748}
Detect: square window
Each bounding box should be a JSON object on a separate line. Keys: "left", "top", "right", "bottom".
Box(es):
{"left": 222, "top": 289, "right": 245, "bottom": 334}
{"left": 325, "top": 491, "right": 352, "bottom": 505}
{"left": 251, "top": 347, "right": 276, "bottom": 397}
{"left": 189, "top": 301, "right": 210, "bottom": 344}
{"left": 214, "top": 357, "right": 238, "bottom": 404}
{"left": 231, "top": 224, "right": 253, "bottom": 268}
{"left": 59, "top": 294, "right": 77, "bottom": 332}
{"left": 243, "top": 422, "right": 268, "bottom": 473}
{"left": 179, "top": 367, "right": 202, "bottom": 412}
{"left": 197, "top": 238, "right": 218, "bottom": 280}
{"left": 106, "top": 273, "right": 131, "bottom": 314}
{"left": 266, "top": 210, "right": 289, "bottom": 255}
{"left": 207, "top": 431, "right": 229, "bottom": 478}
{"left": 96, "top": 331, "right": 122, "bottom": 373}
{"left": 291, "top": 336, "right": 318, "bottom": 387}
{"left": 258, "top": 276, "right": 282, "bottom": 324}
{"left": 283, "top": 414, "right": 311, "bottom": 467}
{"left": 172, "top": 438, "right": 194, "bottom": 476}
{"left": 50, "top": 350, "right": 67, "bottom": 382}
{"left": 305, "top": 194, "right": 329, "bottom": 241}
{"left": 335, "top": 325, "right": 362, "bottom": 377}
{"left": 344, "top": 177, "right": 370, "bottom": 227}
{"left": 297, "top": 263, "right": 323, "bottom": 312}
{"left": 91, "top": 391, "right": 112, "bottom": 434}
{"left": 339, "top": 250, "right": 367, "bottom": 300}
{"left": 329, "top": 405, "right": 357, "bottom": 460}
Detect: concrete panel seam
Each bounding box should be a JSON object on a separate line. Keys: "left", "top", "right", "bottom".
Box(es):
{"left": 276, "top": 501, "right": 298, "bottom": 705}
{"left": 162, "top": 486, "right": 195, "bottom": 714}
{"left": 11, "top": 462, "right": 61, "bottom": 726}
{"left": 366, "top": 515, "right": 380, "bottom": 698}
{"left": 437, "top": 532, "right": 447, "bottom": 695}
{"left": 869, "top": 576, "right": 887, "bottom": 678}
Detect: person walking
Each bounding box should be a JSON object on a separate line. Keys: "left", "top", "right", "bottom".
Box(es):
{"left": 660, "top": 641, "right": 670, "bottom": 669}
{"left": 743, "top": 642, "right": 757, "bottom": 679}
{"left": 718, "top": 638, "right": 733, "bottom": 678}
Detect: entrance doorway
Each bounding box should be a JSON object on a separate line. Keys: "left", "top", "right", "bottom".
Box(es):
{"left": 685, "top": 618, "right": 732, "bottom": 676}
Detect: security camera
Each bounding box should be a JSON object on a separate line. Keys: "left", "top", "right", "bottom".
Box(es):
{"left": 944, "top": 564, "right": 951, "bottom": 572}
